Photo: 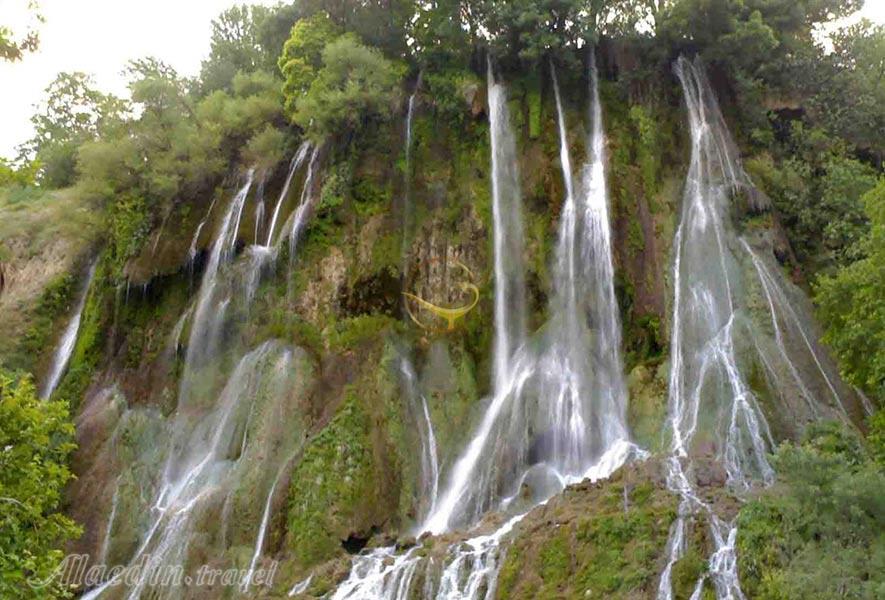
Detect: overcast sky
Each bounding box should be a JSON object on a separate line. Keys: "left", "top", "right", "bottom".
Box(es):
{"left": 0, "top": 0, "right": 278, "bottom": 159}
{"left": 1, "top": 0, "right": 883, "bottom": 160}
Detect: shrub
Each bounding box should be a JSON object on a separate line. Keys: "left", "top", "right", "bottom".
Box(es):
{"left": 0, "top": 372, "right": 81, "bottom": 599}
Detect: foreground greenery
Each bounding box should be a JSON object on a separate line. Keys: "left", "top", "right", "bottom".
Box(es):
{"left": 737, "top": 417, "right": 885, "bottom": 599}
{"left": 0, "top": 372, "right": 80, "bottom": 599}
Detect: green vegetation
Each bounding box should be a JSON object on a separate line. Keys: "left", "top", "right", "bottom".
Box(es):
{"left": 285, "top": 380, "right": 390, "bottom": 565}
{"left": 0, "top": 1, "right": 41, "bottom": 62}
{"left": 816, "top": 178, "right": 885, "bottom": 399}
{"left": 498, "top": 472, "right": 677, "bottom": 599}
{"left": 284, "top": 32, "right": 403, "bottom": 140}
{"left": 1, "top": 0, "right": 883, "bottom": 594}
{"left": 737, "top": 419, "right": 885, "bottom": 599}
{"left": 0, "top": 372, "right": 80, "bottom": 599}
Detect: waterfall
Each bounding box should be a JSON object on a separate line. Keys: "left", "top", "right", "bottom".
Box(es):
{"left": 253, "top": 178, "right": 266, "bottom": 245}
{"left": 187, "top": 196, "right": 216, "bottom": 275}
{"left": 333, "top": 52, "right": 638, "bottom": 600}
{"left": 285, "top": 146, "right": 322, "bottom": 258}
{"left": 658, "top": 56, "right": 771, "bottom": 600}
{"left": 428, "top": 47, "right": 636, "bottom": 541}
{"left": 80, "top": 151, "right": 322, "bottom": 599}
{"left": 97, "top": 478, "right": 121, "bottom": 566}
{"left": 487, "top": 58, "right": 528, "bottom": 394}
{"left": 266, "top": 141, "right": 311, "bottom": 247}
{"left": 180, "top": 171, "right": 255, "bottom": 387}
{"left": 581, "top": 52, "right": 630, "bottom": 449}
{"left": 399, "top": 356, "right": 440, "bottom": 522}
{"left": 741, "top": 238, "right": 848, "bottom": 418}
{"left": 242, "top": 462, "right": 287, "bottom": 594}
{"left": 421, "top": 60, "right": 530, "bottom": 535}
{"left": 40, "top": 259, "right": 97, "bottom": 399}
{"left": 659, "top": 55, "right": 852, "bottom": 600}
{"left": 542, "top": 56, "right": 631, "bottom": 476}
{"left": 400, "top": 76, "right": 420, "bottom": 266}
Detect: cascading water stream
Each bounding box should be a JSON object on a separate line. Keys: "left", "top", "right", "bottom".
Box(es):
{"left": 241, "top": 436, "right": 302, "bottom": 594}
{"left": 180, "top": 171, "right": 255, "bottom": 388}
{"left": 329, "top": 60, "right": 534, "bottom": 600}
{"left": 98, "top": 478, "right": 121, "bottom": 566}
{"left": 187, "top": 196, "right": 217, "bottom": 278}
{"left": 741, "top": 238, "right": 848, "bottom": 418}
{"left": 40, "top": 259, "right": 98, "bottom": 399}
{"left": 543, "top": 56, "right": 632, "bottom": 475}
{"left": 421, "top": 58, "right": 530, "bottom": 536}
{"left": 332, "top": 52, "right": 639, "bottom": 600}
{"left": 398, "top": 74, "right": 421, "bottom": 276}
{"left": 399, "top": 356, "right": 440, "bottom": 522}
{"left": 266, "top": 141, "right": 311, "bottom": 247}
{"left": 288, "top": 147, "right": 321, "bottom": 252}
{"left": 81, "top": 154, "right": 322, "bottom": 599}
{"left": 658, "top": 56, "right": 851, "bottom": 600}
{"left": 658, "top": 56, "right": 770, "bottom": 600}
{"left": 486, "top": 60, "right": 528, "bottom": 395}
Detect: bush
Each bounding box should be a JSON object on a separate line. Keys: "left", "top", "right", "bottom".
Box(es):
{"left": 816, "top": 178, "right": 885, "bottom": 398}
{"left": 737, "top": 420, "right": 885, "bottom": 600}
{"left": 0, "top": 372, "right": 81, "bottom": 599}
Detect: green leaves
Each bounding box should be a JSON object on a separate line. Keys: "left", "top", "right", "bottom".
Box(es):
{"left": 815, "top": 178, "right": 885, "bottom": 398}
{"left": 279, "top": 11, "right": 341, "bottom": 116}
{"left": 736, "top": 420, "right": 885, "bottom": 600}
{"left": 283, "top": 31, "right": 403, "bottom": 140}
{"left": 0, "top": 371, "right": 80, "bottom": 599}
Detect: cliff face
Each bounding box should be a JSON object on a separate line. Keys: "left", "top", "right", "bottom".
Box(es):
{"left": 1, "top": 46, "right": 867, "bottom": 600}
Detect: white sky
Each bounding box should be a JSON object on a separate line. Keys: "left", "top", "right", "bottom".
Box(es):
{"left": 0, "top": 0, "right": 278, "bottom": 159}
{"left": 1, "top": 0, "right": 884, "bottom": 160}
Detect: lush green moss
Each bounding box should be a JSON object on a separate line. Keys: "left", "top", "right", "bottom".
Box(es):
{"left": 52, "top": 259, "right": 112, "bottom": 410}
{"left": 285, "top": 390, "right": 379, "bottom": 565}
{"left": 628, "top": 105, "right": 662, "bottom": 202}
{"left": 325, "top": 314, "right": 401, "bottom": 353}
{"left": 671, "top": 548, "right": 708, "bottom": 599}
{"left": 13, "top": 272, "right": 75, "bottom": 372}
{"left": 498, "top": 474, "right": 677, "bottom": 599}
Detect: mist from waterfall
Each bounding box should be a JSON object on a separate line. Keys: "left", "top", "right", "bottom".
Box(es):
{"left": 40, "top": 259, "right": 97, "bottom": 399}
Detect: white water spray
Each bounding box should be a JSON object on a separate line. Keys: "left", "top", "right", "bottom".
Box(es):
{"left": 41, "top": 259, "right": 97, "bottom": 399}
{"left": 266, "top": 141, "right": 311, "bottom": 247}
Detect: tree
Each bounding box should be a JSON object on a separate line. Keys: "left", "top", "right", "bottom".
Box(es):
{"left": 409, "top": 0, "right": 478, "bottom": 68}
{"left": 200, "top": 4, "right": 280, "bottom": 93}
{"left": 297, "top": 0, "right": 414, "bottom": 56}
{"left": 279, "top": 11, "right": 342, "bottom": 118}
{"left": 0, "top": 371, "right": 80, "bottom": 599}
{"left": 0, "top": 158, "right": 38, "bottom": 188}
{"left": 808, "top": 20, "right": 885, "bottom": 161}
{"left": 0, "top": 1, "right": 42, "bottom": 62}
{"left": 25, "top": 72, "right": 127, "bottom": 188}
{"left": 737, "top": 420, "right": 885, "bottom": 599}
{"left": 816, "top": 178, "right": 885, "bottom": 399}
{"left": 292, "top": 34, "right": 403, "bottom": 139}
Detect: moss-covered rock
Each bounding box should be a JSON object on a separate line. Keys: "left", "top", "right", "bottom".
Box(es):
{"left": 497, "top": 461, "right": 678, "bottom": 599}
